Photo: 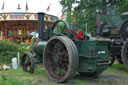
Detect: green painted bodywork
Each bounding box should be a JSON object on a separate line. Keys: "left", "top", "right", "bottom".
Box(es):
{"left": 34, "top": 19, "right": 110, "bottom": 74}
{"left": 36, "top": 41, "right": 47, "bottom": 55}
{"left": 35, "top": 38, "right": 110, "bottom": 73}
{"left": 78, "top": 40, "right": 110, "bottom": 73}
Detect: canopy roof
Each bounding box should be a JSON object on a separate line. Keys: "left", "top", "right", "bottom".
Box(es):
{"left": 0, "top": 12, "right": 58, "bottom": 22}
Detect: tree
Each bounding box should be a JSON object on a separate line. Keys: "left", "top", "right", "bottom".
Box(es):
{"left": 60, "top": 0, "right": 128, "bottom": 36}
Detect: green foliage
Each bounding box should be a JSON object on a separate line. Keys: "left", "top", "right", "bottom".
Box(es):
{"left": 116, "top": 0, "right": 128, "bottom": 13}
{"left": 0, "top": 40, "right": 30, "bottom": 64}
{"left": 60, "top": 0, "right": 128, "bottom": 36}
{"left": 60, "top": 0, "right": 103, "bottom": 36}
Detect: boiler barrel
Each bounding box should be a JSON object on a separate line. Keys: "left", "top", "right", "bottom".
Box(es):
{"left": 33, "top": 41, "right": 47, "bottom": 56}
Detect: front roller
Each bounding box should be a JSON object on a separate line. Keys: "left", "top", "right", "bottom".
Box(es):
{"left": 43, "top": 36, "right": 79, "bottom": 83}
{"left": 121, "top": 39, "right": 128, "bottom": 70}
{"left": 21, "top": 51, "right": 35, "bottom": 73}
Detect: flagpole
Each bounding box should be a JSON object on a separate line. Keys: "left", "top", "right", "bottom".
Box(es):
{"left": 26, "top": 0, "right": 29, "bottom": 12}
{"left": 45, "top": 3, "right": 51, "bottom": 13}
{"left": 1, "top": 0, "right": 5, "bottom": 12}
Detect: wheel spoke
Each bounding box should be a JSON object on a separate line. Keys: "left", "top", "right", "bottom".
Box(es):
{"left": 60, "top": 58, "right": 68, "bottom": 62}
{"left": 54, "top": 64, "right": 60, "bottom": 75}
{"left": 60, "top": 62, "right": 67, "bottom": 71}
{"left": 59, "top": 63, "right": 67, "bottom": 77}
{"left": 21, "top": 52, "right": 34, "bottom": 73}
{"left": 47, "top": 49, "right": 54, "bottom": 56}
{"left": 51, "top": 40, "right": 57, "bottom": 46}
{"left": 48, "top": 61, "right": 56, "bottom": 67}
{"left": 57, "top": 24, "right": 60, "bottom": 33}
{"left": 61, "top": 24, "right": 66, "bottom": 32}
{"left": 52, "top": 63, "right": 58, "bottom": 71}
{"left": 57, "top": 42, "right": 65, "bottom": 53}
{"left": 25, "top": 58, "right": 31, "bottom": 72}
{"left": 26, "top": 61, "right": 31, "bottom": 66}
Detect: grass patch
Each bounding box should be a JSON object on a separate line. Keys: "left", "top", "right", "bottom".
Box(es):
{"left": 104, "top": 63, "right": 128, "bottom": 74}
{"left": 0, "top": 65, "right": 47, "bottom": 85}
{"left": 0, "top": 75, "right": 24, "bottom": 85}
{"left": 0, "top": 63, "right": 128, "bottom": 85}
{"left": 73, "top": 79, "right": 86, "bottom": 85}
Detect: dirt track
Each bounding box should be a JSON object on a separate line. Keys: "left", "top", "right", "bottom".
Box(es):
{"left": 72, "top": 73, "right": 128, "bottom": 85}
{"left": 30, "top": 71, "right": 128, "bottom": 85}
{"left": 30, "top": 63, "right": 128, "bottom": 85}
{"left": 70, "top": 63, "right": 128, "bottom": 85}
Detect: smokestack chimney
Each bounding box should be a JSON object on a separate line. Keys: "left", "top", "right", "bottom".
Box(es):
{"left": 37, "top": 12, "right": 45, "bottom": 40}
{"left": 96, "top": 12, "right": 102, "bottom": 37}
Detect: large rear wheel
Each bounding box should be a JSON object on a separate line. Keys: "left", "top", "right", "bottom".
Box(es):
{"left": 121, "top": 39, "right": 128, "bottom": 70}
{"left": 43, "top": 36, "right": 79, "bottom": 83}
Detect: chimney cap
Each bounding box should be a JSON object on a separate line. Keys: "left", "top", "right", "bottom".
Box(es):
{"left": 37, "top": 12, "right": 45, "bottom": 15}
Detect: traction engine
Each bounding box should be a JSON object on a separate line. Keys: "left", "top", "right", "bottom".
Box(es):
{"left": 21, "top": 12, "right": 110, "bottom": 83}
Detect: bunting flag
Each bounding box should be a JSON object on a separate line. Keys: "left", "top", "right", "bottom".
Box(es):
{"left": 46, "top": 3, "right": 51, "bottom": 12}
{"left": 60, "top": 14, "right": 64, "bottom": 19}
{"left": 60, "top": 9, "right": 64, "bottom": 19}
{"left": 1, "top": 0, "right": 5, "bottom": 10}
{"left": 17, "top": 4, "right": 21, "bottom": 9}
{"left": 26, "top": 1, "right": 29, "bottom": 11}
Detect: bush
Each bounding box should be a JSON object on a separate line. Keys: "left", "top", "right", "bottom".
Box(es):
{"left": 0, "top": 40, "right": 31, "bottom": 64}
{"left": 0, "top": 75, "right": 24, "bottom": 85}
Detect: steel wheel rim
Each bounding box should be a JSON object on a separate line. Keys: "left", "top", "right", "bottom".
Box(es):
{"left": 125, "top": 44, "right": 128, "bottom": 59}
{"left": 22, "top": 54, "right": 32, "bottom": 72}
{"left": 45, "top": 39, "right": 69, "bottom": 80}
{"left": 44, "top": 36, "right": 79, "bottom": 83}
{"left": 121, "top": 22, "right": 128, "bottom": 40}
